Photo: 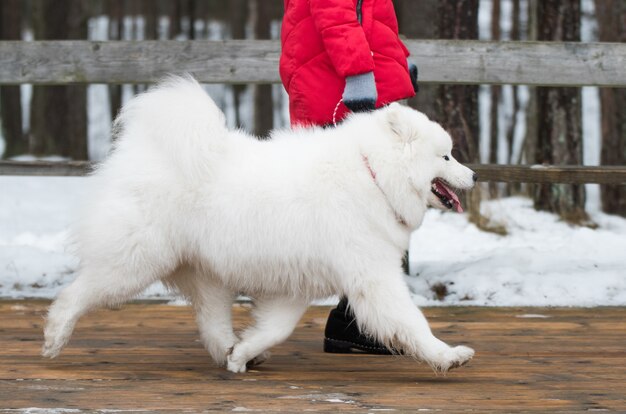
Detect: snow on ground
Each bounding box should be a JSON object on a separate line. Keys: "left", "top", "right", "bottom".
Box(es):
{"left": 407, "top": 197, "right": 626, "bottom": 307}
{"left": 1, "top": 176, "right": 625, "bottom": 306}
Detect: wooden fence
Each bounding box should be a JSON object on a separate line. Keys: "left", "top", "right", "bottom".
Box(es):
{"left": 1, "top": 39, "right": 625, "bottom": 183}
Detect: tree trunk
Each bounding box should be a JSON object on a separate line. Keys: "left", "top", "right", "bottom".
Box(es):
{"left": 489, "top": 0, "right": 501, "bottom": 197}
{"left": 506, "top": 0, "right": 523, "bottom": 195}
{"left": 534, "top": 0, "right": 587, "bottom": 223}
{"left": 30, "top": 0, "right": 88, "bottom": 160}
{"left": 107, "top": 0, "right": 124, "bottom": 121}
{"left": 505, "top": 1, "right": 522, "bottom": 149}
{"left": 142, "top": 0, "right": 159, "bottom": 40}
{"left": 436, "top": 0, "right": 479, "bottom": 164}
{"left": 169, "top": 0, "right": 183, "bottom": 39}
{"left": 595, "top": 0, "right": 626, "bottom": 217}
{"left": 252, "top": 0, "right": 273, "bottom": 138}
{"left": 524, "top": 0, "right": 539, "bottom": 192}
{"left": 0, "top": 0, "right": 25, "bottom": 158}
{"left": 393, "top": 0, "right": 438, "bottom": 120}
{"left": 436, "top": 0, "right": 483, "bottom": 228}
{"left": 230, "top": 0, "right": 248, "bottom": 129}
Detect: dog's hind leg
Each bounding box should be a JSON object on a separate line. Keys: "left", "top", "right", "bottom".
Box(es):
{"left": 42, "top": 262, "right": 168, "bottom": 358}
{"left": 345, "top": 272, "right": 474, "bottom": 373}
{"left": 165, "top": 267, "right": 238, "bottom": 367}
{"left": 226, "top": 298, "right": 308, "bottom": 373}
{"left": 42, "top": 216, "right": 179, "bottom": 358}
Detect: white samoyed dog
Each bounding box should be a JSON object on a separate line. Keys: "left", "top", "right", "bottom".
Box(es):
{"left": 43, "top": 76, "right": 477, "bottom": 374}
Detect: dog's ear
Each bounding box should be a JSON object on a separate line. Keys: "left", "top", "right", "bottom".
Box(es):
{"left": 384, "top": 103, "right": 418, "bottom": 143}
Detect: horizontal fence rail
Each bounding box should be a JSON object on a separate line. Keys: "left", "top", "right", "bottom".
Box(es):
{"left": 0, "top": 40, "right": 625, "bottom": 86}
{"left": 467, "top": 164, "right": 626, "bottom": 185}
{"left": 1, "top": 161, "right": 625, "bottom": 184}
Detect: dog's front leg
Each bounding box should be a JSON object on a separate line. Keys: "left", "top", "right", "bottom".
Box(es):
{"left": 226, "top": 298, "right": 308, "bottom": 373}
{"left": 346, "top": 275, "right": 474, "bottom": 373}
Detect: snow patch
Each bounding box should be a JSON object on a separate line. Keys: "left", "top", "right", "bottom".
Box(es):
{"left": 516, "top": 314, "right": 550, "bottom": 319}
{"left": 407, "top": 197, "right": 626, "bottom": 307}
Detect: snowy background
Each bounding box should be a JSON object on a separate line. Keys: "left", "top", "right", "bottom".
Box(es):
{"left": 1, "top": 0, "right": 624, "bottom": 305}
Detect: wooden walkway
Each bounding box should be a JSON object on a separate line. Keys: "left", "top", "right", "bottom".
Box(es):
{"left": 1, "top": 301, "right": 625, "bottom": 413}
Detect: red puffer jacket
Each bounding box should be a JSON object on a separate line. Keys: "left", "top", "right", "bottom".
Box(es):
{"left": 280, "top": 0, "right": 415, "bottom": 126}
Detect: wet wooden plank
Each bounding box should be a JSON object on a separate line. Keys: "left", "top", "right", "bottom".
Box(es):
{"left": 0, "top": 301, "right": 625, "bottom": 412}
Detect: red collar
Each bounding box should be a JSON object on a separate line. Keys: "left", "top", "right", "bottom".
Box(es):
{"left": 362, "top": 155, "right": 376, "bottom": 180}
{"left": 361, "top": 155, "right": 408, "bottom": 228}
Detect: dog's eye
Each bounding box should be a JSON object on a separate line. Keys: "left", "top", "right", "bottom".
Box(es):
{"left": 443, "top": 155, "right": 450, "bottom": 161}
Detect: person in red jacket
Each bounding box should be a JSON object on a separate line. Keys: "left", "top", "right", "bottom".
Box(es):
{"left": 280, "top": 0, "right": 418, "bottom": 354}
{"left": 280, "top": 0, "right": 418, "bottom": 127}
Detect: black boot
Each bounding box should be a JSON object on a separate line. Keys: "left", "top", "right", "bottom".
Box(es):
{"left": 323, "top": 297, "right": 393, "bottom": 354}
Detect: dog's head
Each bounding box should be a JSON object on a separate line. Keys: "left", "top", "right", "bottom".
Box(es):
{"left": 378, "top": 103, "right": 477, "bottom": 213}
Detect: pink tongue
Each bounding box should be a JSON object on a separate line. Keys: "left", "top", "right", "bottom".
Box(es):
{"left": 437, "top": 181, "right": 463, "bottom": 213}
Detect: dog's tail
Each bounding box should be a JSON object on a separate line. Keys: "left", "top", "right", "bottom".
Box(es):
{"left": 111, "top": 75, "right": 229, "bottom": 180}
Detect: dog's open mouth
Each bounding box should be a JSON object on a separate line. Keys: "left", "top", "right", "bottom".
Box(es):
{"left": 431, "top": 179, "right": 463, "bottom": 213}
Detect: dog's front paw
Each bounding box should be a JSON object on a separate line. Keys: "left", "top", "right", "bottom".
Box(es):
{"left": 41, "top": 341, "right": 61, "bottom": 359}
{"left": 226, "top": 348, "right": 271, "bottom": 373}
{"left": 226, "top": 356, "right": 247, "bottom": 373}
{"left": 42, "top": 322, "right": 71, "bottom": 359}
{"left": 446, "top": 345, "right": 474, "bottom": 370}
{"left": 226, "top": 346, "right": 249, "bottom": 373}
{"left": 426, "top": 345, "right": 474, "bottom": 374}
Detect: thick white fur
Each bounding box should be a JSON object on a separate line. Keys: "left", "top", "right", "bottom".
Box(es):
{"left": 43, "top": 76, "right": 476, "bottom": 374}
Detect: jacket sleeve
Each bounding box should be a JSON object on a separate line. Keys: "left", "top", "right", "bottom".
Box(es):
{"left": 309, "top": 0, "right": 375, "bottom": 78}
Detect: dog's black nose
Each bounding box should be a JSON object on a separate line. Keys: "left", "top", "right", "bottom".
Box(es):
{"left": 473, "top": 173, "right": 478, "bottom": 182}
